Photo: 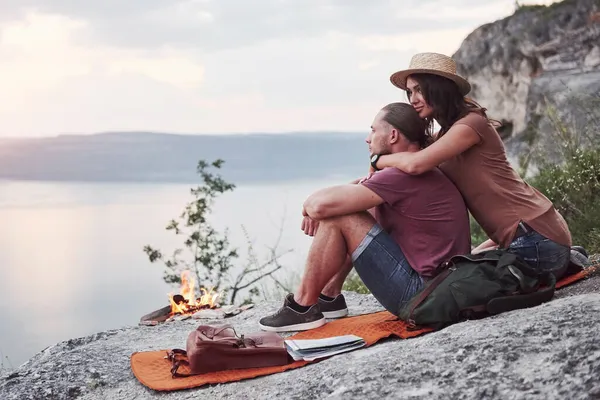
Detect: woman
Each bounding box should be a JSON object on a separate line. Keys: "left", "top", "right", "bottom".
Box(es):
{"left": 371, "top": 52, "right": 572, "bottom": 278}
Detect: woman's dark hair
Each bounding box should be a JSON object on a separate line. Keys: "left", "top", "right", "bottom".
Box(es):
{"left": 381, "top": 102, "right": 429, "bottom": 148}
{"left": 406, "top": 73, "right": 499, "bottom": 139}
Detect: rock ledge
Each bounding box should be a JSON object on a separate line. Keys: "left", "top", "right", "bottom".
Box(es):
{"left": 1, "top": 274, "right": 600, "bottom": 400}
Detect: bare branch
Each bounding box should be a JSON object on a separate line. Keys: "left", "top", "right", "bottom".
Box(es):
{"left": 239, "top": 249, "right": 293, "bottom": 275}
{"left": 266, "top": 268, "right": 291, "bottom": 293}
{"left": 234, "top": 265, "right": 285, "bottom": 292}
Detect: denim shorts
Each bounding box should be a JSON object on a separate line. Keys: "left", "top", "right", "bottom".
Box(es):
{"left": 507, "top": 227, "right": 570, "bottom": 277}
{"left": 351, "top": 224, "right": 424, "bottom": 317}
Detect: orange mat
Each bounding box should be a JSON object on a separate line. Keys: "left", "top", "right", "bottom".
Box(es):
{"left": 556, "top": 263, "right": 597, "bottom": 289}
{"left": 130, "top": 264, "right": 598, "bottom": 392}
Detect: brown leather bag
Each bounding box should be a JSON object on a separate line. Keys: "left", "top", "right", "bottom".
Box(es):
{"left": 167, "top": 324, "right": 290, "bottom": 377}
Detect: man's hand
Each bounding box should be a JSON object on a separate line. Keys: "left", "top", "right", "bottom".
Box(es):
{"left": 301, "top": 216, "right": 320, "bottom": 236}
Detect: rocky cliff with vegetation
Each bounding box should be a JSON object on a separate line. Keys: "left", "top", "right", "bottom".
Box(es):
{"left": 453, "top": 0, "right": 600, "bottom": 165}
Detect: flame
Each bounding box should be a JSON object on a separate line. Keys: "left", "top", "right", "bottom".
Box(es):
{"left": 168, "top": 271, "right": 220, "bottom": 315}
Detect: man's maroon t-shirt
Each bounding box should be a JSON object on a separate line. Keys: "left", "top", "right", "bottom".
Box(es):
{"left": 360, "top": 167, "right": 471, "bottom": 278}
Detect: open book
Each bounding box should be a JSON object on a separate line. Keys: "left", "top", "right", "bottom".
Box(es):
{"left": 284, "top": 335, "right": 366, "bottom": 362}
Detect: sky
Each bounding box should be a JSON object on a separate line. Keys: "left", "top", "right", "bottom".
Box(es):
{"left": 0, "top": 0, "right": 559, "bottom": 137}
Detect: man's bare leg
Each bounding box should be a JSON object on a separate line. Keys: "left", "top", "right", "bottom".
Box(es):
{"left": 321, "top": 256, "right": 353, "bottom": 298}
{"left": 258, "top": 212, "right": 376, "bottom": 332}
{"left": 294, "top": 212, "right": 375, "bottom": 306}
{"left": 320, "top": 208, "right": 378, "bottom": 298}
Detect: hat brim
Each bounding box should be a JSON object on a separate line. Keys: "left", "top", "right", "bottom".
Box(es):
{"left": 390, "top": 68, "right": 471, "bottom": 96}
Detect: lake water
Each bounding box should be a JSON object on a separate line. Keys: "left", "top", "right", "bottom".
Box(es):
{"left": 0, "top": 178, "right": 349, "bottom": 368}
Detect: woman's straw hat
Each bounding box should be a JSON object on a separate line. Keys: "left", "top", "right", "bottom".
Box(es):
{"left": 390, "top": 52, "right": 471, "bottom": 96}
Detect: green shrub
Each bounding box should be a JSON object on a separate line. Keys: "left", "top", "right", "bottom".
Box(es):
{"left": 342, "top": 271, "right": 370, "bottom": 294}
{"left": 530, "top": 147, "right": 600, "bottom": 253}
{"left": 470, "top": 213, "right": 488, "bottom": 248}
{"left": 523, "top": 91, "right": 600, "bottom": 254}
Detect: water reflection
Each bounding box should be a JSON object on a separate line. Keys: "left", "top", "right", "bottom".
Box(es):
{"left": 0, "top": 178, "right": 346, "bottom": 367}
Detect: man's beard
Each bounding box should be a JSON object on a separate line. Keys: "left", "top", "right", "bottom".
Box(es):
{"left": 370, "top": 143, "right": 392, "bottom": 156}
{"left": 377, "top": 145, "right": 393, "bottom": 156}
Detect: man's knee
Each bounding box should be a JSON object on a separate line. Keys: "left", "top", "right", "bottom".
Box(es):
{"left": 322, "top": 212, "right": 377, "bottom": 253}
{"left": 322, "top": 211, "right": 375, "bottom": 229}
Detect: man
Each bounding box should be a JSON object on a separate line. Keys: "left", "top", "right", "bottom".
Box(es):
{"left": 259, "top": 103, "right": 471, "bottom": 332}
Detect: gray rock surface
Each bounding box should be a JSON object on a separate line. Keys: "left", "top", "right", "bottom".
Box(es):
{"left": 1, "top": 269, "right": 600, "bottom": 400}
{"left": 453, "top": 0, "right": 600, "bottom": 167}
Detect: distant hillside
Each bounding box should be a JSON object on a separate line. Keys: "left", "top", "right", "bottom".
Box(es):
{"left": 0, "top": 132, "right": 368, "bottom": 183}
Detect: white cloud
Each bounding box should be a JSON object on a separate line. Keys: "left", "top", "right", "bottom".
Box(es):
{"left": 392, "top": 1, "right": 516, "bottom": 22}
{"left": 0, "top": 13, "right": 91, "bottom": 112}
{"left": 0, "top": 0, "right": 557, "bottom": 136}
{"left": 357, "top": 28, "right": 473, "bottom": 57}
{"left": 106, "top": 51, "right": 205, "bottom": 89}
{"left": 1, "top": 11, "right": 84, "bottom": 49}
{"left": 358, "top": 60, "right": 381, "bottom": 71}
{"left": 0, "top": 11, "right": 205, "bottom": 117}
{"left": 143, "top": 0, "right": 215, "bottom": 28}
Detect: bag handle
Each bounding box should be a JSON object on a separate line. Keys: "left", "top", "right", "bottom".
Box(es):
{"left": 199, "top": 325, "right": 258, "bottom": 348}
{"left": 200, "top": 324, "right": 237, "bottom": 338}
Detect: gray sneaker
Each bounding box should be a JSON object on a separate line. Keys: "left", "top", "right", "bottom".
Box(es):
{"left": 258, "top": 293, "right": 326, "bottom": 332}
{"left": 318, "top": 294, "right": 349, "bottom": 319}
{"left": 570, "top": 246, "right": 590, "bottom": 268}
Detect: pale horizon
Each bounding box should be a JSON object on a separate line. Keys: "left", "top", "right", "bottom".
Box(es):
{"left": 0, "top": 0, "right": 559, "bottom": 138}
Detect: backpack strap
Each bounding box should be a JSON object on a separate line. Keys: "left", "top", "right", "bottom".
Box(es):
{"left": 405, "top": 266, "right": 456, "bottom": 328}
{"left": 507, "top": 264, "right": 539, "bottom": 293}
{"left": 486, "top": 272, "right": 556, "bottom": 315}
{"left": 166, "top": 349, "right": 193, "bottom": 378}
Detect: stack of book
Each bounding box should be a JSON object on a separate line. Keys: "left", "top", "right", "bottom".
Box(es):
{"left": 284, "top": 335, "right": 366, "bottom": 362}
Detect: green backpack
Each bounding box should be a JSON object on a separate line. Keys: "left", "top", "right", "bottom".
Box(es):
{"left": 398, "top": 249, "right": 556, "bottom": 330}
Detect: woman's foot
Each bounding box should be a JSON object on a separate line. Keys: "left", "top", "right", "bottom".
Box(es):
{"left": 570, "top": 246, "right": 590, "bottom": 267}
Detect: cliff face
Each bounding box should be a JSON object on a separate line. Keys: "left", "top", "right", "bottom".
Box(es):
{"left": 453, "top": 0, "right": 600, "bottom": 164}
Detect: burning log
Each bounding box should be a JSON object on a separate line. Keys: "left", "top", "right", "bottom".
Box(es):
{"left": 139, "top": 270, "right": 225, "bottom": 325}
{"left": 172, "top": 294, "right": 185, "bottom": 305}
{"left": 139, "top": 271, "right": 256, "bottom": 325}
{"left": 168, "top": 271, "right": 220, "bottom": 315}
{"left": 139, "top": 305, "right": 171, "bottom": 325}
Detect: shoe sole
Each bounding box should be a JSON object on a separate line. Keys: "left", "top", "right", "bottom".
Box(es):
{"left": 322, "top": 308, "right": 349, "bottom": 319}
{"left": 259, "top": 317, "right": 326, "bottom": 332}
{"left": 570, "top": 249, "right": 589, "bottom": 267}
{"left": 572, "top": 246, "right": 588, "bottom": 258}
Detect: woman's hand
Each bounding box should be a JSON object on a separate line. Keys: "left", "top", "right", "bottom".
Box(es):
{"left": 471, "top": 238, "right": 498, "bottom": 254}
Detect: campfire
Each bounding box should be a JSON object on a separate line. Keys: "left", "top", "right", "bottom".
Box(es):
{"left": 168, "top": 271, "right": 220, "bottom": 316}
{"left": 139, "top": 271, "right": 253, "bottom": 326}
